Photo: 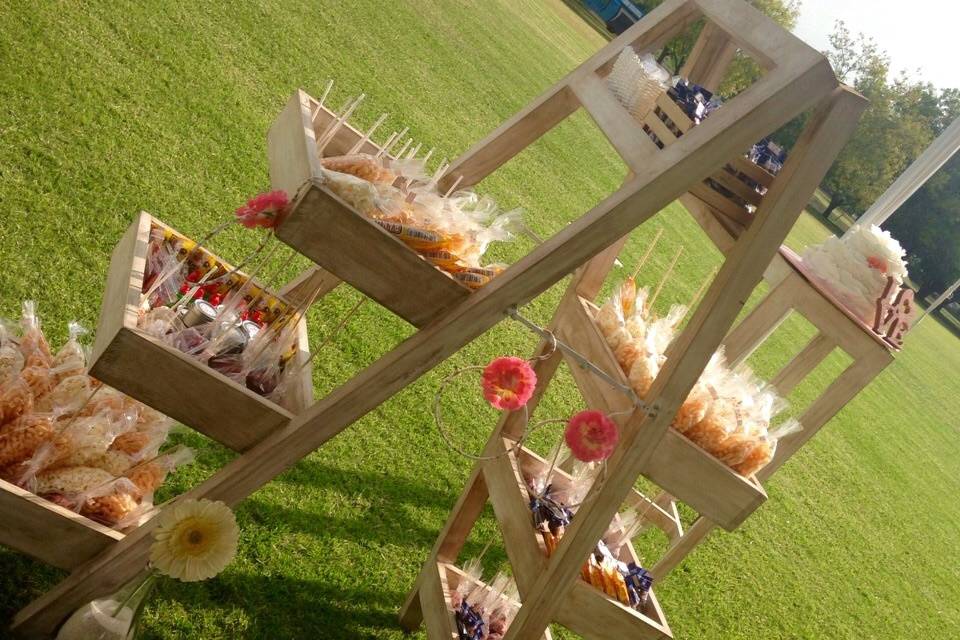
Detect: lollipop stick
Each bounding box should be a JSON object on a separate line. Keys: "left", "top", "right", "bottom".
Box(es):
{"left": 631, "top": 227, "right": 664, "bottom": 280}
{"left": 443, "top": 175, "right": 464, "bottom": 198}
{"left": 348, "top": 112, "right": 389, "bottom": 155}
{"left": 648, "top": 245, "right": 683, "bottom": 312}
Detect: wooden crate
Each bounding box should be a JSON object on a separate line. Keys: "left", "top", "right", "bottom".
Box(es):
{"left": 485, "top": 438, "right": 672, "bottom": 639}
{"left": 419, "top": 562, "right": 555, "bottom": 640}
{"left": 89, "top": 212, "right": 312, "bottom": 452}
{"left": 641, "top": 93, "right": 777, "bottom": 232}
{"left": 555, "top": 296, "right": 767, "bottom": 531}
{"left": 267, "top": 89, "right": 471, "bottom": 328}
{"left": 0, "top": 480, "right": 123, "bottom": 572}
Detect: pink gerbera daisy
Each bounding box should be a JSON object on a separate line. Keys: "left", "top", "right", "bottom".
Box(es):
{"left": 481, "top": 356, "right": 537, "bottom": 411}
{"left": 235, "top": 190, "right": 289, "bottom": 229}
{"left": 565, "top": 410, "right": 619, "bottom": 462}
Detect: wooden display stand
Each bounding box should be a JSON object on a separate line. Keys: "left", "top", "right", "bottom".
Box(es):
{"left": 7, "top": 1, "right": 854, "bottom": 637}
{"left": 648, "top": 247, "right": 895, "bottom": 581}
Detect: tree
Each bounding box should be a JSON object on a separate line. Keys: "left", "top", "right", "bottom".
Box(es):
{"left": 813, "top": 22, "right": 944, "bottom": 220}
{"left": 644, "top": 0, "right": 800, "bottom": 85}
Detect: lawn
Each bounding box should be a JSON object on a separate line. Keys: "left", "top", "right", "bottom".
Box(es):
{"left": 1, "top": 1, "right": 959, "bottom": 639}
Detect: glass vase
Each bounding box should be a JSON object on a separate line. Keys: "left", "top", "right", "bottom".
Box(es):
{"left": 56, "top": 570, "right": 158, "bottom": 640}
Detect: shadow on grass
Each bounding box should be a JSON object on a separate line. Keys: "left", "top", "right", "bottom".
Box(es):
{"left": 245, "top": 459, "right": 496, "bottom": 555}
{"left": 142, "top": 575, "right": 407, "bottom": 640}
{"left": 0, "top": 551, "right": 64, "bottom": 630}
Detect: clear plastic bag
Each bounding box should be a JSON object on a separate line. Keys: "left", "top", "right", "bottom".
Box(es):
{"left": 52, "top": 322, "right": 88, "bottom": 382}
{"left": 19, "top": 301, "right": 52, "bottom": 367}
{"left": 0, "top": 377, "right": 34, "bottom": 426}
{"left": 0, "top": 324, "right": 25, "bottom": 387}
{"left": 0, "top": 413, "right": 54, "bottom": 468}
{"left": 733, "top": 419, "right": 802, "bottom": 477}
{"left": 320, "top": 153, "right": 397, "bottom": 184}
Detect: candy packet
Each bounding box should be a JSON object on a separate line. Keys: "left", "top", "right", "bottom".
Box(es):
{"left": 19, "top": 301, "right": 52, "bottom": 367}
{"left": 0, "top": 377, "right": 35, "bottom": 426}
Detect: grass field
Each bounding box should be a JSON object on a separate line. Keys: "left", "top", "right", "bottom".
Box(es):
{"left": 2, "top": 1, "right": 959, "bottom": 638}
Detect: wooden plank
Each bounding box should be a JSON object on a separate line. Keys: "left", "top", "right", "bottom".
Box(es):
{"left": 721, "top": 276, "right": 797, "bottom": 367}
{"left": 710, "top": 167, "right": 764, "bottom": 207}
{"left": 759, "top": 352, "right": 890, "bottom": 481}
{"left": 484, "top": 439, "right": 547, "bottom": 595}
{"left": 279, "top": 266, "right": 340, "bottom": 308}
{"left": 644, "top": 111, "right": 681, "bottom": 147}
{"left": 267, "top": 89, "right": 324, "bottom": 198}
{"left": 571, "top": 72, "right": 657, "bottom": 172}
{"left": 678, "top": 192, "right": 740, "bottom": 251}
{"left": 443, "top": 83, "right": 580, "bottom": 190}
{"left": 557, "top": 581, "right": 672, "bottom": 640}
{"left": 689, "top": 181, "right": 754, "bottom": 227}
{"left": 771, "top": 332, "right": 836, "bottom": 396}
{"left": 729, "top": 155, "right": 775, "bottom": 188}
{"left": 499, "top": 86, "right": 866, "bottom": 640}
{"left": 655, "top": 94, "right": 693, "bottom": 135}
{"left": 420, "top": 561, "right": 457, "bottom": 640}
{"left": 14, "top": 18, "right": 841, "bottom": 636}
{"left": 0, "top": 480, "right": 124, "bottom": 572}
{"left": 680, "top": 22, "right": 738, "bottom": 93}
{"left": 274, "top": 182, "right": 471, "bottom": 328}
{"left": 649, "top": 515, "right": 715, "bottom": 581}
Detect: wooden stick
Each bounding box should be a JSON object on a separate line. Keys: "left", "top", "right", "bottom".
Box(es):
{"left": 395, "top": 138, "right": 413, "bottom": 159}
{"left": 317, "top": 93, "right": 366, "bottom": 155}
{"left": 630, "top": 227, "right": 664, "bottom": 279}
{"left": 382, "top": 126, "right": 409, "bottom": 157}
{"left": 687, "top": 266, "right": 716, "bottom": 310}
{"left": 377, "top": 131, "right": 399, "bottom": 159}
{"left": 348, "top": 112, "right": 389, "bottom": 155}
{"left": 647, "top": 245, "right": 683, "bottom": 312}
{"left": 317, "top": 79, "right": 334, "bottom": 109}
{"left": 443, "top": 175, "right": 464, "bottom": 198}
{"left": 405, "top": 142, "right": 422, "bottom": 160}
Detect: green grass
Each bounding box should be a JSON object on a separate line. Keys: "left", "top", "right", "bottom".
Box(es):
{"left": 1, "top": 1, "right": 959, "bottom": 639}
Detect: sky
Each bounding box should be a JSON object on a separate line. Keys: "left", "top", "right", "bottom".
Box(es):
{"left": 793, "top": 0, "right": 960, "bottom": 90}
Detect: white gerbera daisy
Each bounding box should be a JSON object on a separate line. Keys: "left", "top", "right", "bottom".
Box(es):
{"left": 150, "top": 498, "right": 239, "bottom": 582}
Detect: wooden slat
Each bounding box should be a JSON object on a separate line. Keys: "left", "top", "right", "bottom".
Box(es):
{"left": 572, "top": 72, "right": 656, "bottom": 172}
{"left": 710, "top": 167, "right": 764, "bottom": 207}
{"left": 644, "top": 112, "right": 681, "bottom": 147}
{"left": 557, "top": 581, "right": 671, "bottom": 640}
{"left": 484, "top": 439, "right": 547, "bottom": 594}
{"left": 689, "top": 182, "right": 754, "bottom": 226}
{"left": 266, "top": 89, "right": 324, "bottom": 198}
{"left": 678, "top": 192, "right": 740, "bottom": 251}
{"left": 0, "top": 480, "right": 123, "bottom": 572}
{"left": 420, "top": 561, "right": 457, "bottom": 640}
{"left": 729, "top": 155, "right": 775, "bottom": 188}
{"left": 680, "top": 22, "right": 738, "bottom": 93}
{"left": 650, "top": 515, "right": 715, "bottom": 581}
{"left": 721, "top": 276, "right": 797, "bottom": 367}
{"left": 771, "top": 332, "right": 836, "bottom": 396}
{"left": 274, "top": 183, "right": 471, "bottom": 328}
{"left": 654, "top": 94, "right": 694, "bottom": 134}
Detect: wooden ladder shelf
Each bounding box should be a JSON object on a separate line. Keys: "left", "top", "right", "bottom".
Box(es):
{"left": 7, "top": 1, "right": 863, "bottom": 637}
